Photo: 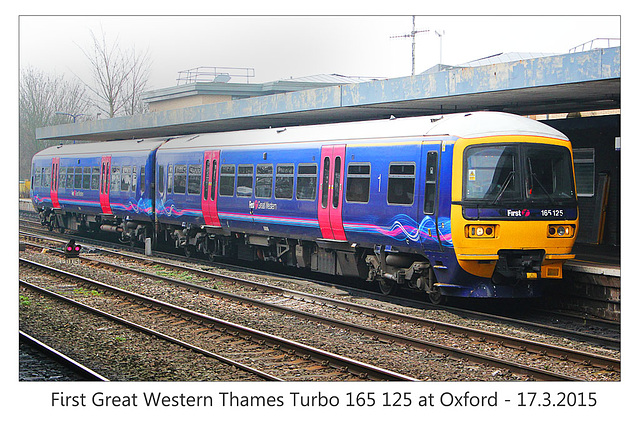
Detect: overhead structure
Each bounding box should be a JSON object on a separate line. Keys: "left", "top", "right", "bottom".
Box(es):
{"left": 36, "top": 46, "right": 620, "bottom": 142}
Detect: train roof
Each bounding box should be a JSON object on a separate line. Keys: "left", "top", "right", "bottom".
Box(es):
{"left": 158, "top": 111, "right": 569, "bottom": 151}
{"left": 32, "top": 137, "right": 168, "bottom": 159}
{"left": 33, "top": 112, "right": 569, "bottom": 159}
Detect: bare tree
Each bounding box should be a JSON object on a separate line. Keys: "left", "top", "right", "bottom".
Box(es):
{"left": 79, "top": 30, "right": 151, "bottom": 118}
{"left": 123, "top": 46, "right": 152, "bottom": 115}
{"left": 19, "top": 67, "right": 92, "bottom": 179}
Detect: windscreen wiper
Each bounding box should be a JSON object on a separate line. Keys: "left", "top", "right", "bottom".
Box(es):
{"left": 491, "top": 170, "right": 515, "bottom": 204}
{"left": 527, "top": 158, "right": 554, "bottom": 203}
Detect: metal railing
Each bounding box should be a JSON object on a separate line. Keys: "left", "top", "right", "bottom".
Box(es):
{"left": 176, "top": 66, "right": 256, "bottom": 84}
{"left": 569, "top": 38, "right": 620, "bottom": 54}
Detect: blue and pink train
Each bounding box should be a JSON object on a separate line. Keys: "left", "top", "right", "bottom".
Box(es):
{"left": 31, "top": 112, "right": 579, "bottom": 302}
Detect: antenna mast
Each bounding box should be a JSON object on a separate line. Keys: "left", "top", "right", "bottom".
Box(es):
{"left": 390, "top": 16, "right": 430, "bottom": 76}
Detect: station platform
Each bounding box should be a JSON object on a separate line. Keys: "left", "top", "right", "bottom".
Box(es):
{"left": 557, "top": 243, "right": 620, "bottom": 321}
{"left": 566, "top": 243, "right": 620, "bottom": 277}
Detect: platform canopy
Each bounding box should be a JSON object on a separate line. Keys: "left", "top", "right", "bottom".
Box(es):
{"left": 36, "top": 47, "right": 620, "bottom": 142}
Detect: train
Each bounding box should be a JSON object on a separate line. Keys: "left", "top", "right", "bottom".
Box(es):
{"left": 30, "top": 111, "right": 578, "bottom": 303}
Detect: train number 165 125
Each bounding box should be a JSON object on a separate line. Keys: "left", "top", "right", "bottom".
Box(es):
{"left": 541, "top": 209, "right": 564, "bottom": 217}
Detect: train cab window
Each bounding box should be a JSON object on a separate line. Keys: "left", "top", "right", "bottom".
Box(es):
{"left": 188, "top": 164, "right": 202, "bottom": 195}
{"left": 167, "top": 164, "right": 174, "bottom": 194}
{"left": 91, "top": 167, "right": 100, "bottom": 190}
{"left": 157, "top": 165, "right": 164, "bottom": 194}
{"left": 219, "top": 165, "right": 235, "bottom": 196}
{"left": 387, "top": 163, "right": 415, "bottom": 205}
{"left": 83, "top": 167, "right": 91, "bottom": 190}
{"left": 424, "top": 152, "right": 438, "bottom": 214}
{"left": 296, "top": 163, "right": 317, "bottom": 201}
{"left": 174, "top": 164, "right": 187, "bottom": 194}
{"left": 140, "top": 166, "right": 146, "bottom": 194}
{"left": 121, "top": 166, "right": 131, "bottom": 192}
{"left": 256, "top": 164, "right": 273, "bottom": 198}
{"left": 346, "top": 163, "right": 370, "bottom": 203}
{"left": 275, "top": 164, "right": 294, "bottom": 199}
{"left": 132, "top": 166, "right": 137, "bottom": 194}
{"left": 110, "top": 166, "right": 121, "bottom": 192}
{"left": 464, "top": 145, "right": 520, "bottom": 201}
{"left": 59, "top": 167, "right": 66, "bottom": 189}
{"left": 237, "top": 165, "right": 254, "bottom": 197}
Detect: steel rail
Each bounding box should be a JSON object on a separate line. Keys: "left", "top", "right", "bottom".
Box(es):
{"left": 19, "top": 330, "right": 110, "bottom": 381}
{"left": 20, "top": 259, "right": 416, "bottom": 382}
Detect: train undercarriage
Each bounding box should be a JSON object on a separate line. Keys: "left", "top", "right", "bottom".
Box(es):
{"left": 37, "top": 208, "right": 443, "bottom": 303}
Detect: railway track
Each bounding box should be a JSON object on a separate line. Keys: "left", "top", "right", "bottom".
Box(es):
{"left": 19, "top": 226, "right": 621, "bottom": 349}
{"left": 20, "top": 259, "right": 416, "bottom": 381}
{"left": 20, "top": 239, "right": 620, "bottom": 381}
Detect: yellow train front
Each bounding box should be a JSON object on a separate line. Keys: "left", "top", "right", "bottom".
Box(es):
{"left": 443, "top": 121, "right": 578, "bottom": 300}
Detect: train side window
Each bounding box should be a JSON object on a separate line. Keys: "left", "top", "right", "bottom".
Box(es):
{"left": 132, "top": 166, "right": 137, "bottom": 194}
{"left": 167, "top": 164, "right": 174, "bottom": 194}
{"left": 34, "top": 168, "right": 42, "bottom": 188}
{"left": 110, "top": 166, "right": 121, "bottom": 192}
{"left": 174, "top": 164, "right": 187, "bottom": 194}
{"left": 256, "top": 164, "right": 273, "bottom": 198}
{"left": 237, "top": 165, "right": 253, "bottom": 197}
{"left": 387, "top": 163, "right": 415, "bottom": 205}
{"left": 219, "top": 164, "right": 235, "bottom": 196}
{"left": 82, "top": 167, "right": 91, "bottom": 190}
{"left": 67, "top": 168, "right": 74, "bottom": 189}
{"left": 157, "top": 165, "right": 164, "bottom": 194}
{"left": 321, "top": 157, "right": 331, "bottom": 208}
{"left": 424, "top": 151, "right": 438, "bottom": 214}
{"left": 275, "top": 164, "right": 294, "bottom": 199}
{"left": 73, "top": 167, "right": 81, "bottom": 189}
{"left": 140, "top": 166, "right": 146, "bottom": 194}
{"left": 203, "top": 160, "right": 210, "bottom": 200}
{"left": 59, "top": 167, "right": 66, "bottom": 189}
{"left": 42, "top": 167, "right": 50, "bottom": 188}
{"left": 296, "top": 163, "right": 317, "bottom": 201}
{"left": 188, "top": 164, "right": 202, "bottom": 195}
{"left": 121, "top": 166, "right": 131, "bottom": 192}
{"left": 332, "top": 157, "right": 342, "bottom": 208}
{"left": 346, "top": 163, "right": 370, "bottom": 203}
{"left": 91, "top": 167, "right": 100, "bottom": 190}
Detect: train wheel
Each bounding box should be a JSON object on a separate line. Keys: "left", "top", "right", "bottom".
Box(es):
{"left": 428, "top": 288, "right": 445, "bottom": 305}
{"left": 378, "top": 278, "right": 397, "bottom": 296}
{"left": 184, "top": 244, "right": 195, "bottom": 258}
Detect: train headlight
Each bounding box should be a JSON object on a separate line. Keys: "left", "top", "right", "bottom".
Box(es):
{"left": 548, "top": 225, "right": 574, "bottom": 238}
{"left": 466, "top": 225, "right": 497, "bottom": 238}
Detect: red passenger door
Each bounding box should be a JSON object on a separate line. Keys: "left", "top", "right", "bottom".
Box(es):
{"left": 99, "top": 156, "right": 112, "bottom": 214}
{"left": 201, "top": 150, "right": 221, "bottom": 227}
{"left": 50, "top": 157, "right": 60, "bottom": 209}
{"left": 318, "top": 145, "right": 347, "bottom": 241}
